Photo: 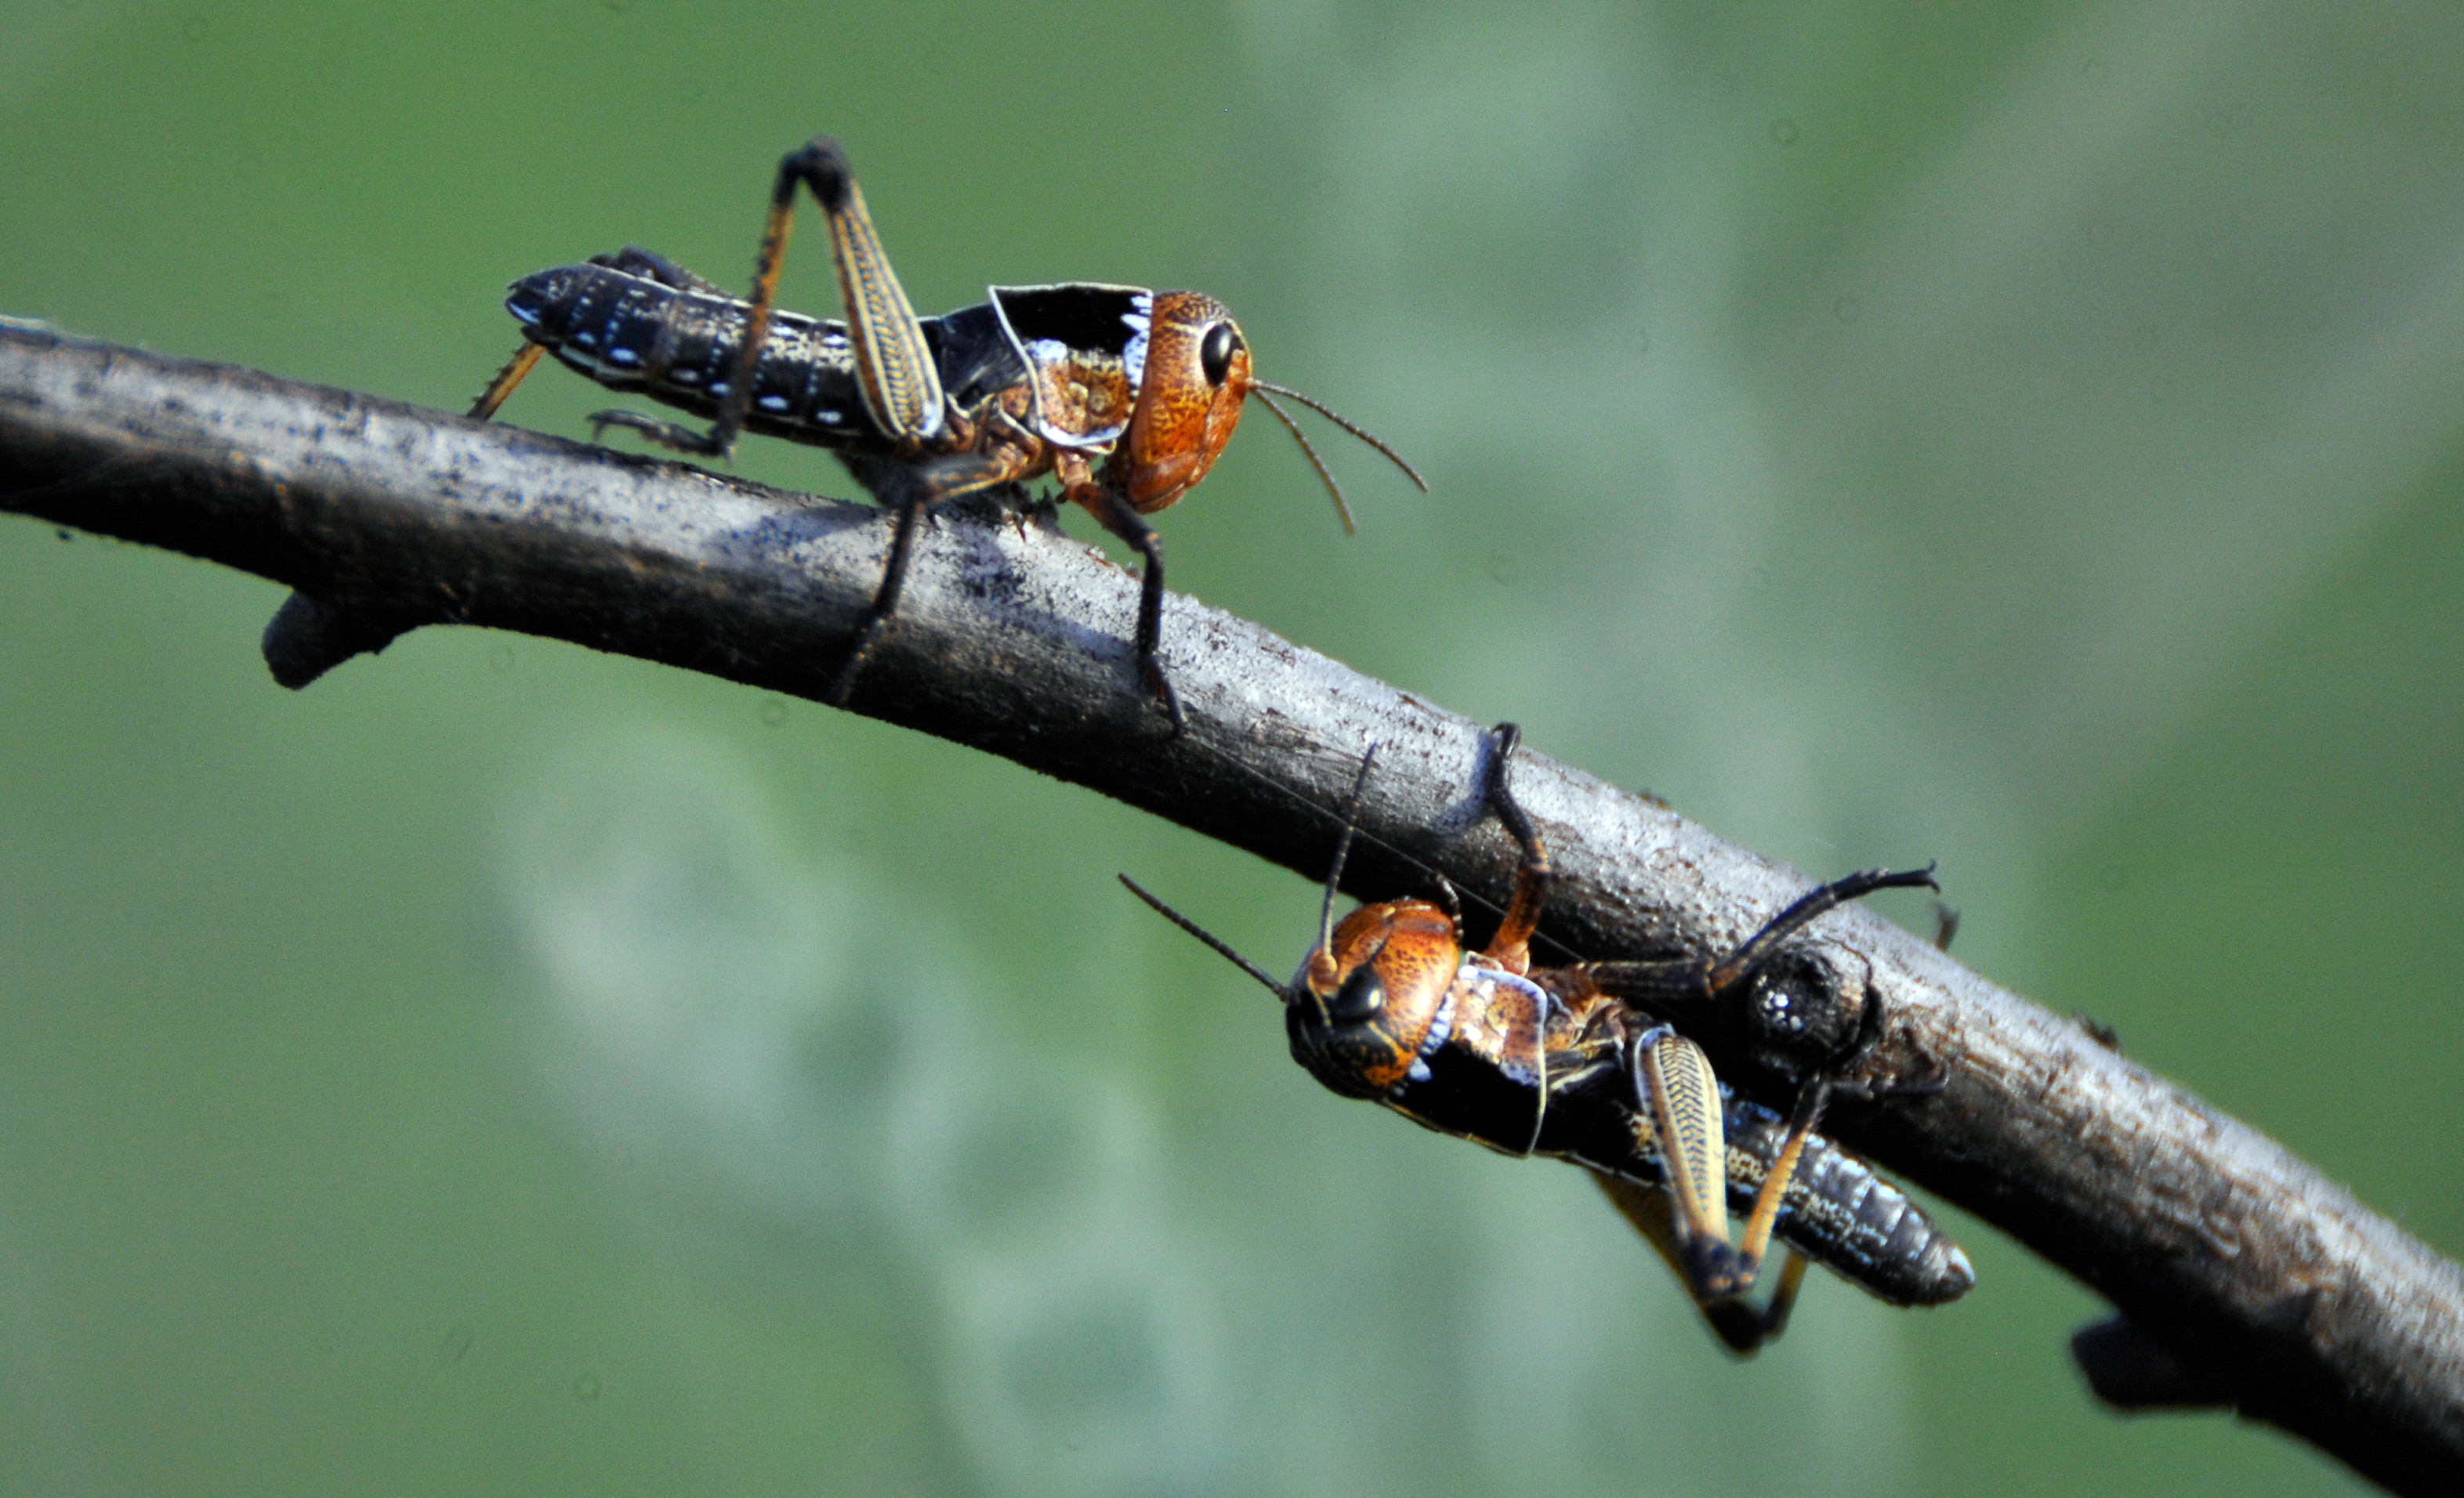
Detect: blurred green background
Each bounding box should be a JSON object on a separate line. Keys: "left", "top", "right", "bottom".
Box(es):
{"left": 4, "top": 2, "right": 2460, "bottom": 1493}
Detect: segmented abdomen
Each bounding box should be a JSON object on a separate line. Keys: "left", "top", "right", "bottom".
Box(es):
{"left": 502, "top": 259, "right": 875, "bottom": 447}
{"left": 1720, "top": 1096, "right": 1974, "bottom": 1306}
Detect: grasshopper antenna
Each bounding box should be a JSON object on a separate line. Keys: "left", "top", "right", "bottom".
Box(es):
{"left": 1250, "top": 381, "right": 1429, "bottom": 537}
{"left": 1248, "top": 389, "right": 1355, "bottom": 535}
{"left": 1173, "top": 728, "right": 1585, "bottom": 968}
{"left": 1252, "top": 382, "right": 1427, "bottom": 492}
{"left": 1320, "top": 744, "right": 1380, "bottom": 956}
{"left": 1119, "top": 875, "right": 1286, "bottom": 997}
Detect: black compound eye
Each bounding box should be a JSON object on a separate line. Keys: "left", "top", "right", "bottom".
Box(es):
{"left": 1327, "top": 966, "right": 1384, "bottom": 1024}
{"left": 1198, "top": 322, "right": 1241, "bottom": 387}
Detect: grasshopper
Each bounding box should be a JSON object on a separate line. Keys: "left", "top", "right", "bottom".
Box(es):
{"left": 1125, "top": 725, "right": 1972, "bottom": 1351}
{"left": 473, "top": 136, "right": 1422, "bottom": 724}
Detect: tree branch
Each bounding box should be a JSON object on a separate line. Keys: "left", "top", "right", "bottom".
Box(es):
{"left": 4, "top": 324, "right": 2459, "bottom": 1494}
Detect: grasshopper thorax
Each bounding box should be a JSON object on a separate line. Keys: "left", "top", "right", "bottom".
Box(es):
{"left": 1287, "top": 897, "right": 1462, "bottom": 1101}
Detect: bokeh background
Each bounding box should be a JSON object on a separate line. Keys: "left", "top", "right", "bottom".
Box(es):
{"left": 4, "top": 2, "right": 2461, "bottom": 1493}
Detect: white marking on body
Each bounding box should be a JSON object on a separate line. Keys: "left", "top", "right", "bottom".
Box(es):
{"left": 1457, "top": 963, "right": 1550, "bottom": 1086}
{"left": 671, "top": 367, "right": 700, "bottom": 384}
{"left": 1468, "top": 963, "right": 1552, "bottom": 1010}
{"left": 795, "top": 354, "right": 827, "bottom": 419}
{"left": 817, "top": 409, "right": 841, "bottom": 423}
{"left": 607, "top": 347, "right": 640, "bottom": 365}
{"left": 509, "top": 302, "right": 542, "bottom": 326}
{"left": 1026, "top": 338, "right": 1071, "bottom": 366}
{"left": 1408, "top": 983, "right": 1457, "bottom": 1069}
{"left": 758, "top": 394, "right": 790, "bottom": 411}
{"left": 1122, "top": 330, "right": 1148, "bottom": 389}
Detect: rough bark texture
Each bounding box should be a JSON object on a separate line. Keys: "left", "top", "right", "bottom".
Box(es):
{"left": 3, "top": 323, "right": 2460, "bottom": 1493}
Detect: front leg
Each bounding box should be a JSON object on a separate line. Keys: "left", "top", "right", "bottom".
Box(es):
{"left": 1066, "top": 465, "right": 1181, "bottom": 730}
{"left": 1473, "top": 722, "right": 1551, "bottom": 975}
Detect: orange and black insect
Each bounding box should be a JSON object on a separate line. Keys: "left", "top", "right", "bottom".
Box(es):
{"left": 471, "top": 135, "right": 1423, "bottom": 724}
{"left": 1123, "top": 725, "right": 1973, "bottom": 1352}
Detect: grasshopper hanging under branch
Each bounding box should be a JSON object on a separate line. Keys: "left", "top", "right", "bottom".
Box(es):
{"left": 473, "top": 136, "right": 1424, "bottom": 725}
{"left": 1124, "top": 725, "right": 1972, "bottom": 1352}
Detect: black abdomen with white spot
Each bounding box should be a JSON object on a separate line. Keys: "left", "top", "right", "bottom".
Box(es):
{"left": 500, "top": 251, "right": 1020, "bottom": 453}
{"left": 1719, "top": 1095, "right": 1975, "bottom": 1306}
{"left": 1527, "top": 1062, "right": 1975, "bottom": 1306}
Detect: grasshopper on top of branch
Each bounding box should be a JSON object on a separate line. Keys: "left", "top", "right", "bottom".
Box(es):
{"left": 472, "top": 134, "right": 1426, "bottom": 727}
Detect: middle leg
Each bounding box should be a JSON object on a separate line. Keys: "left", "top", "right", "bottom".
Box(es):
{"left": 826, "top": 447, "right": 1043, "bottom": 706}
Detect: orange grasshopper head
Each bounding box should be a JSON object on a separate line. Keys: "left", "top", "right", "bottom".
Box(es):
{"left": 1111, "top": 291, "right": 1426, "bottom": 525}
{"left": 1114, "top": 868, "right": 1468, "bottom": 1106}
{"left": 1113, "top": 291, "right": 1253, "bottom": 514}
{"left": 1286, "top": 896, "right": 1464, "bottom": 1101}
